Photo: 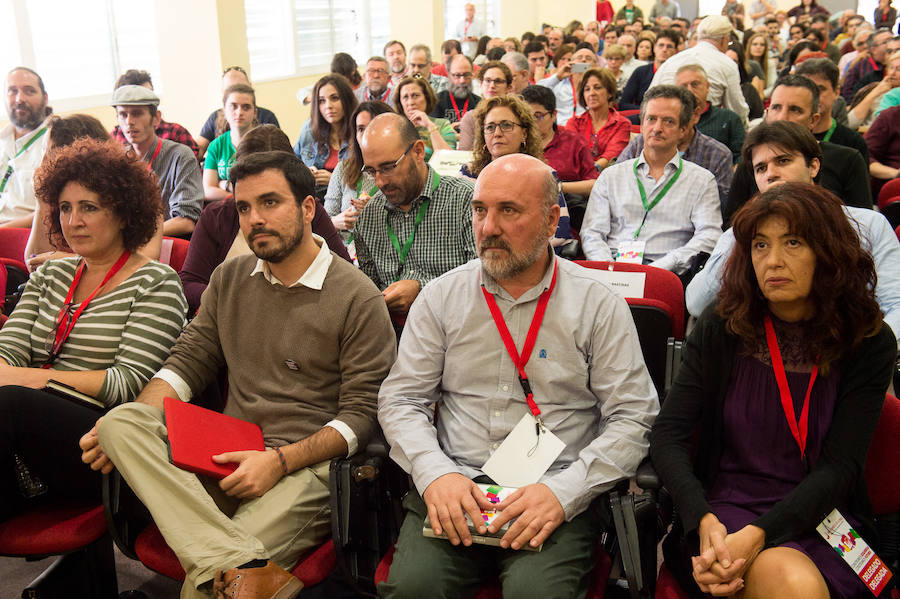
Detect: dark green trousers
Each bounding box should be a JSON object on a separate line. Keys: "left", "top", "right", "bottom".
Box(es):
{"left": 377, "top": 490, "right": 609, "bottom": 599}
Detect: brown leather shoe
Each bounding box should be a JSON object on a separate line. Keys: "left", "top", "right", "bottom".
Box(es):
{"left": 212, "top": 560, "right": 303, "bottom": 599}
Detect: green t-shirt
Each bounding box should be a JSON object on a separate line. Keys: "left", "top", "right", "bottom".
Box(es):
{"left": 204, "top": 133, "right": 236, "bottom": 180}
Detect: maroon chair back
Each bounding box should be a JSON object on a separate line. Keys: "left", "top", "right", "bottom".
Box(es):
{"left": 159, "top": 237, "right": 190, "bottom": 272}
{"left": 877, "top": 179, "right": 900, "bottom": 211}
{"left": 575, "top": 261, "right": 685, "bottom": 339}
{"left": 0, "top": 227, "right": 31, "bottom": 263}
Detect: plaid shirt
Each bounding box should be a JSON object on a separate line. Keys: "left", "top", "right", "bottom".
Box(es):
{"left": 111, "top": 119, "right": 200, "bottom": 160}
{"left": 354, "top": 167, "right": 476, "bottom": 290}
{"left": 618, "top": 128, "right": 734, "bottom": 209}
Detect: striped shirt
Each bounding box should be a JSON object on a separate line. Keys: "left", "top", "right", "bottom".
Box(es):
{"left": 354, "top": 167, "right": 476, "bottom": 290}
{"left": 0, "top": 258, "right": 187, "bottom": 407}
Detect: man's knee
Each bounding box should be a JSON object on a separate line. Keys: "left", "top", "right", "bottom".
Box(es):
{"left": 97, "top": 402, "right": 159, "bottom": 449}
{"left": 501, "top": 560, "right": 588, "bottom": 599}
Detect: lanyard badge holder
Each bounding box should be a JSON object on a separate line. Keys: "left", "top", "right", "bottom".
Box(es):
{"left": 480, "top": 262, "right": 566, "bottom": 488}
{"left": 385, "top": 173, "right": 439, "bottom": 282}
{"left": 767, "top": 315, "right": 893, "bottom": 595}
{"left": 617, "top": 157, "right": 683, "bottom": 264}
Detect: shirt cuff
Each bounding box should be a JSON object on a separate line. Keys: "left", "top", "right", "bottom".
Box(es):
{"left": 324, "top": 419, "right": 358, "bottom": 456}
{"left": 153, "top": 368, "right": 193, "bottom": 402}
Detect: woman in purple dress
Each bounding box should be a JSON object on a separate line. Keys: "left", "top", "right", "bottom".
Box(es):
{"left": 651, "top": 183, "right": 896, "bottom": 598}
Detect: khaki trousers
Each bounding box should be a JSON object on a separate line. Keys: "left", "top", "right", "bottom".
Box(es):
{"left": 98, "top": 402, "right": 331, "bottom": 598}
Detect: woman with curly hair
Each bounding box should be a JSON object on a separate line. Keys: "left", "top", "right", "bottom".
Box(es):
{"left": 0, "top": 138, "right": 188, "bottom": 520}
{"left": 294, "top": 73, "right": 358, "bottom": 190}
{"left": 463, "top": 95, "right": 572, "bottom": 250}
{"left": 651, "top": 183, "right": 895, "bottom": 599}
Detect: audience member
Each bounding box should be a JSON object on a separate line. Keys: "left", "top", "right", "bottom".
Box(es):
{"left": 431, "top": 55, "right": 480, "bottom": 131}
{"left": 725, "top": 41, "right": 765, "bottom": 120}
{"left": 197, "top": 67, "right": 279, "bottom": 158}
{"left": 676, "top": 65, "right": 746, "bottom": 163}
{"left": 109, "top": 69, "right": 199, "bottom": 158}
{"left": 330, "top": 52, "right": 362, "bottom": 89}
{"left": 537, "top": 44, "right": 586, "bottom": 125}
{"left": 685, "top": 120, "right": 900, "bottom": 341}
{"left": 745, "top": 32, "right": 777, "bottom": 98}
{"left": 865, "top": 104, "right": 900, "bottom": 196}
{"left": 618, "top": 34, "right": 649, "bottom": 84}
{"left": 620, "top": 29, "right": 681, "bottom": 109}
{"left": 395, "top": 76, "right": 456, "bottom": 161}
{"left": 503, "top": 37, "right": 522, "bottom": 53}
{"left": 112, "top": 85, "right": 202, "bottom": 237}
{"left": 582, "top": 85, "right": 721, "bottom": 276}
{"left": 180, "top": 125, "right": 349, "bottom": 315}
{"left": 875, "top": 0, "right": 897, "bottom": 29}
{"left": 841, "top": 28, "right": 892, "bottom": 100}
{"left": 650, "top": 0, "right": 682, "bottom": 23}
{"left": 787, "top": 0, "right": 830, "bottom": 22}
{"left": 725, "top": 75, "right": 872, "bottom": 222}
{"left": 457, "top": 60, "right": 513, "bottom": 150}
{"left": 203, "top": 83, "right": 257, "bottom": 202}
{"left": 652, "top": 181, "right": 894, "bottom": 599}
{"left": 602, "top": 43, "right": 630, "bottom": 93}
{"left": 849, "top": 50, "right": 900, "bottom": 128}
{"left": 524, "top": 41, "right": 549, "bottom": 83}
{"left": 636, "top": 36, "right": 655, "bottom": 62}
{"left": 434, "top": 40, "right": 461, "bottom": 78}
{"left": 384, "top": 40, "right": 408, "bottom": 87}
{"left": 355, "top": 113, "right": 474, "bottom": 315}
{"left": 651, "top": 15, "right": 751, "bottom": 126}
{"left": 750, "top": 0, "right": 776, "bottom": 27}
{"left": 0, "top": 67, "right": 51, "bottom": 227}
{"left": 377, "top": 153, "right": 658, "bottom": 599}
{"left": 548, "top": 28, "right": 565, "bottom": 57}
{"left": 463, "top": 95, "right": 573, "bottom": 250}
{"left": 294, "top": 74, "right": 359, "bottom": 190}
{"left": 408, "top": 44, "right": 448, "bottom": 94}
{"left": 615, "top": 0, "right": 645, "bottom": 24}
{"left": 324, "top": 101, "right": 393, "bottom": 243}
{"left": 501, "top": 51, "right": 530, "bottom": 94}
{"left": 0, "top": 137, "right": 186, "bottom": 520}
{"left": 794, "top": 59, "right": 869, "bottom": 160}
{"left": 618, "top": 86, "right": 733, "bottom": 209}
{"left": 456, "top": 3, "right": 486, "bottom": 58}
{"left": 356, "top": 57, "right": 394, "bottom": 105}
{"left": 565, "top": 68, "right": 631, "bottom": 170}
{"left": 85, "top": 150, "right": 395, "bottom": 599}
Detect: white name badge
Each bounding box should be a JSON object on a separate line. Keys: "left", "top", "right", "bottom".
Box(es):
{"left": 592, "top": 270, "right": 646, "bottom": 299}
{"left": 616, "top": 240, "right": 646, "bottom": 264}
{"left": 482, "top": 414, "right": 565, "bottom": 488}
{"left": 816, "top": 508, "right": 893, "bottom": 596}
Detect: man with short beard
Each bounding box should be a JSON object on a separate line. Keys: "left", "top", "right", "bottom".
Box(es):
{"left": 384, "top": 40, "right": 409, "bottom": 87}
{"left": 83, "top": 151, "right": 395, "bottom": 599}
{"left": 431, "top": 55, "right": 481, "bottom": 132}
{"left": 355, "top": 57, "right": 394, "bottom": 105}
{"left": 355, "top": 113, "right": 476, "bottom": 315}
{"left": 0, "top": 67, "right": 52, "bottom": 226}
{"left": 377, "top": 153, "right": 658, "bottom": 599}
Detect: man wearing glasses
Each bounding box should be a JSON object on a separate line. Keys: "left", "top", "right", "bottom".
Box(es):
{"left": 431, "top": 55, "right": 481, "bottom": 133}
{"left": 840, "top": 28, "right": 893, "bottom": 101}
{"left": 355, "top": 57, "right": 395, "bottom": 105}
{"left": 355, "top": 113, "right": 476, "bottom": 316}
{"left": 407, "top": 44, "right": 449, "bottom": 94}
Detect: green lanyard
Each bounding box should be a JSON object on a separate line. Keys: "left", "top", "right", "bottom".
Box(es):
{"left": 0, "top": 126, "right": 46, "bottom": 193}
{"left": 632, "top": 157, "right": 683, "bottom": 239}
{"left": 822, "top": 118, "right": 837, "bottom": 143}
{"left": 384, "top": 172, "right": 440, "bottom": 277}
{"left": 356, "top": 178, "right": 378, "bottom": 196}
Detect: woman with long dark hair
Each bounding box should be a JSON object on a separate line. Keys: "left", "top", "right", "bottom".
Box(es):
{"left": 652, "top": 183, "right": 895, "bottom": 599}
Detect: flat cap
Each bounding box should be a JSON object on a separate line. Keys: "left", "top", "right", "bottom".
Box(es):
{"left": 110, "top": 85, "right": 159, "bottom": 107}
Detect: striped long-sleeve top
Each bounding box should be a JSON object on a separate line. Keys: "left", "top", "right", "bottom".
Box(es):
{"left": 0, "top": 257, "right": 187, "bottom": 407}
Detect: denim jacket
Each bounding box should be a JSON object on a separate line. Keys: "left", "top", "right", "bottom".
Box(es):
{"left": 293, "top": 120, "right": 350, "bottom": 169}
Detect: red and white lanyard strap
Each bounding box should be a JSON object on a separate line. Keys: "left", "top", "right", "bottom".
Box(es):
{"left": 145, "top": 138, "right": 162, "bottom": 172}
{"left": 481, "top": 262, "right": 558, "bottom": 430}
{"left": 44, "top": 250, "right": 131, "bottom": 368}
{"left": 449, "top": 93, "right": 470, "bottom": 122}
{"left": 764, "top": 315, "right": 818, "bottom": 461}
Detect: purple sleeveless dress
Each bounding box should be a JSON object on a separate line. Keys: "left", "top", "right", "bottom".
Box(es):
{"left": 705, "top": 324, "right": 872, "bottom": 598}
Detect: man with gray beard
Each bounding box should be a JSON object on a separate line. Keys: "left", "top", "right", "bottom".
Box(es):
{"left": 377, "top": 153, "right": 658, "bottom": 598}
{"left": 0, "top": 67, "right": 51, "bottom": 226}
{"left": 430, "top": 55, "right": 480, "bottom": 132}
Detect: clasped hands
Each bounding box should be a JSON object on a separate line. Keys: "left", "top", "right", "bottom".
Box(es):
{"left": 692, "top": 513, "right": 765, "bottom": 596}
{"left": 422, "top": 472, "right": 565, "bottom": 550}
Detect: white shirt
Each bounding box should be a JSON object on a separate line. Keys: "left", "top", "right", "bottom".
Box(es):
{"left": 154, "top": 234, "right": 359, "bottom": 454}
{"left": 649, "top": 40, "right": 750, "bottom": 126}
{"left": 537, "top": 73, "right": 586, "bottom": 126}
{"left": 581, "top": 150, "right": 723, "bottom": 273}
{"left": 621, "top": 58, "right": 650, "bottom": 89}
{"left": 0, "top": 118, "right": 49, "bottom": 222}
{"left": 455, "top": 17, "right": 486, "bottom": 58}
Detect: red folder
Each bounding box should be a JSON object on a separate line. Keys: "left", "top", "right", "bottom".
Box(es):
{"left": 164, "top": 396, "right": 265, "bottom": 479}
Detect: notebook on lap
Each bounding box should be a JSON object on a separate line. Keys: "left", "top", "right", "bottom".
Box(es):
{"left": 164, "top": 396, "right": 265, "bottom": 479}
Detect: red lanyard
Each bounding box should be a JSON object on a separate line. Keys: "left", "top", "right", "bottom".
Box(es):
{"left": 481, "top": 262, "right": 558, "bottom": 419}
{"left": 764, "top": 315, "right": 818, "bottom": 461}
{"left": 43, "top": 251, "right": 131, "bottom": 367}
{"left": 449, "top": 93, "right": 469, "bottom": 121}
{"left": 868, "top": 57, "right": 879, "bottom": 72}
{"left": 146, "top": 138, "right": 162, "bottom": 172}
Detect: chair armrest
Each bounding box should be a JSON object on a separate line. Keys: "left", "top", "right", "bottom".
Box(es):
{"left": 635, "top": 458, "right": 661, "bottom": 491}
{"left": 101, "top": 471, "right": 150, "bottom": 561}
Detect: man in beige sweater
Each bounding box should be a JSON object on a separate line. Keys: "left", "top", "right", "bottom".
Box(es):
{"left": 80, "top": 151, "right": 396, "bottom": 599}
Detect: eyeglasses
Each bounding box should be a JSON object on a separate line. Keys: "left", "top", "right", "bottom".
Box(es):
{"left": 409, "top": 62, "right": 429, "bottom": 70}
{"left": 222, "top": 66, "right": 248, "bottom": 77}
{"left": 482, "top": 77, "right": 508, "bottom": 86}
{"left": 484, "top": 120, "right": 523, "bottom": 134}
{"left": 531, "top": 110, "right": 551, "bottom": 121}
{"left": 450, "top": 71, "right": 473, "bottom": 79}
{"left": 361, "top": 142, "right": 415, "bottom": 177}
{"left": 366, "top": 68, "right": 388, "bottom": 75}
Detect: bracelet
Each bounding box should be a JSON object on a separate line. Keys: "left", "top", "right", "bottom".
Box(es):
{"left": 274, "top": 447, "right": 288, "bottom": 475}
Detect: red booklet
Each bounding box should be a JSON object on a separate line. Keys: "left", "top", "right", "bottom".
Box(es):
{"left": 164, "top": 396, "right": 265, "bottom": 479}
